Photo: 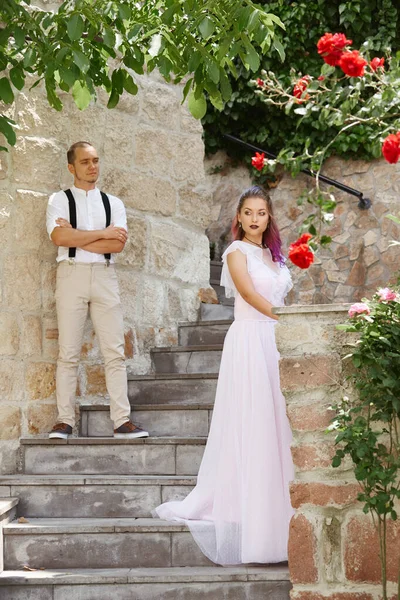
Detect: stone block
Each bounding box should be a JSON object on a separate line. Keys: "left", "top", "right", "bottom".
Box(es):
{"left": 103, "top": 111, "right": 135, "bottom": 168}
{"left": 171, "top": 134, "right": 205, "bottom": 183}
{"left": 288, "top": 514, "right": 318, "bottom": 584}
{"left": 291, "top": 593, "right": 373, "bottom": 600}
{"left": 280, "top": 356, "right": 341, "bottom": 392}
{"left": 128, "top": 376, "right": 217, "bottom": 406}
{"left": 3, "top": 255, "right": 41, "bottom": 311}
{"left": 25, "top": 362, "right": 56, "bottom": 401}
{"left": 179, "top": 323, "right": 229, "bottom": 346}
{"left": 176, "top": 444, "right": 204, "bottom": 475}
{"left": 85, "top": 365, "right": 107, "bottom": 396}
{"left": 287, "top": 402, "right": 335, "bottom": 432}
{"left": 12, "top": 484, "right": 161, "bottom": 518}
{"left": 172, "top": 532, "right": 214, "bottom": 567}
{"left": 115, "top": 90, "right": 140, "bottom": 115}
{"left": 0, "top": 191, "right": 13, "bottom": 246}
{"left": 0, "top": 406, "right": 21, "bottom": 440}
{"left": 26, "top": 403, "right": 58, "bottom": 435}
{"left": 152, "top": 348, "right": 222, "bottom": 375}
{"left": 140, "top": 278, "right": 166, "bottom": 326}
{"left": 290, "top": 483, "right": 360, "bottom": 509}
{"left": 178, "top": 184, "right": 214, "bottom": 228}
{"left": 4, "top": 532, "right": 172, "bottom": 569}
{"left": 0, "top": 313, "right": 19, "bottom": 356}
{"left": 161, "top": 484, "right": 195, "bottom": 504}
{"left": 0, "top": 359, "right": 24, "bottom": 403}
{"left": 66, "top": 101, "right": 107, "bottom": 153}
{"left": 12, "top": 137, "right": 64, "bottom": 191}
{"left": 141, "top": 80, "right": 180, "bottom": 128}
{"left": 23, "top": 443, "right": 176, "bottom": 476}
{"left": 117, "top": 271, "right": 141, "bottom": 323}
{"left": 13, "top": 189, "right": 54, "bottom": 256}
{"left": 344, "top": 514, "right": 400, "bottom": 583}
{"left": 41, "top": 261, "right": 57, "bottom": 312}
{"left": 20, "top": 315, "right": 42, "bottom": 357}
{"left": 291, "top": 441, "right": 336, "bottom": 471}
{"left": 149, "top": 221, "right": 209, "bottom": 284}
{"left": 116, "top": 214, "right": 146, "bottom": 269}
{"left": 0, "top": 587, "right": 53, "bottom": 599}
{"left": 102, "top": 168, "right": 177, "bottom": 216}
{"left": 135, "top": 127, "right": 174, "bottom": 178}
{"left": 0, "top": 441, "right": 18, "bottom": 474}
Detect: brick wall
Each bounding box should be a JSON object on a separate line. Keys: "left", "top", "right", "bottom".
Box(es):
{"left": 276, "top": 305, "right": 400, "bottom": 599}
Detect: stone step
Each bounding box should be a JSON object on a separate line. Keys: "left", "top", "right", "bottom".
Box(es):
{"left": 3, "top": 518, "right": 217, "bottom": 569}
{"left": 20, "top": 438, "right": 206, "bottom": 476}
{"left": 151, "top": 345, "right": 223, "bottom": 375}
{"left": 200, "top": 302, "right": 234, "bottom": 321}
{"left": 81, "top": 404, "right": 213, "bottom": 438}
{"left": 0, "top": 565, "right": 291, "bottom": 600}
{"left": 210, "top": 260, "right": 222, "bottom": 281}
{"left": 178, "top": 320, "right": 231, "bottom": 346}
{"left": 210, "top": 281, "right": 234, "bottom": 305}
{"left": 0, "top": 475, "right": 196, "bottom": 519}
{"left": 0, "top": 497, "right": 19, "bottom": 573}
{"left": 128, "top": 374, "right": 217, "bottom": 406}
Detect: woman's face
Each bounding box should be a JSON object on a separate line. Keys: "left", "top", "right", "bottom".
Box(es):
{"left": 238, "top": 196, "right": 269, "bottom": 236}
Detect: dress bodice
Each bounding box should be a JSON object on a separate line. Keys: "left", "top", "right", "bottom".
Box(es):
{"left": 221, "top": 240, "right": 293, "bottom": 321}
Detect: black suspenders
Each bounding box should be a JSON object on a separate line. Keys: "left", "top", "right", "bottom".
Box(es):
{"left": 64, "top": 189, "right": 111, "bottom": 262}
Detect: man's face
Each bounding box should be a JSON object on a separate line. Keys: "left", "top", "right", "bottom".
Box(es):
{"left": 68, "top": 146, "right": 100, "bottom": 184}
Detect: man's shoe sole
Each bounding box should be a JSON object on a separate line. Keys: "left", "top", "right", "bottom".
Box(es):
{"left": 49, "top": 432, "right": 69, "bottom": 439}
{"left": 114, "top": 431, "right": 149, "bottom": 439}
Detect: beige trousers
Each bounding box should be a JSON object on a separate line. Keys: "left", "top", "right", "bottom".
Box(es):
{"left": 55, "top": 261, "right": 131, "bottom": 429}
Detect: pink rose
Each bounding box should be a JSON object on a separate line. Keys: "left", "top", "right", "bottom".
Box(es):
{"left": 377, "top": 288, "right": 397, "bottom": 302}
{"left": 348, "top": 302, "right": 370, "bottom": 318}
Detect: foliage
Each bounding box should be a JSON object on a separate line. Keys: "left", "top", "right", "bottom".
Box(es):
{"left": 331, "top": 290, "right": 400, "bottom": 600}
{"left": 0, "top": 0, "right": 284, "bottom": 150}
{"left": 203, "top": 0, "right": 400, "bottom": 161}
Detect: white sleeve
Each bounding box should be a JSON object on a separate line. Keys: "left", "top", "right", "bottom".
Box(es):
{"left": 46, "top": 191, "right": 69, "bottom": 239}
{"left": 110, "top": 196, "right": 128, "bottom": 231}
{"left": 220, "top": 242, "right": 250, "bottom": 298}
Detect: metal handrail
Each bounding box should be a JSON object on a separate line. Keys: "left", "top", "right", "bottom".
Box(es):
{"left": 223, "top": 134, "right": 372, "bottom": 210}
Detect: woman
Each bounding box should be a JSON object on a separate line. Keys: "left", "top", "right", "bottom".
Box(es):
{"left": 153, "top": 186, "right": 294, "bottom": 566}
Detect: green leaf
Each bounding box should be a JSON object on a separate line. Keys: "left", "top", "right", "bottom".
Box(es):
{"left": 72, "top": 80, "right": 92, "bottom": 110}
{"left": 206, "top": 60, "right": 220, "bottom": 84}
{"left": 209, "top": 92, "right": 224, "bottom": 111}
{"left": 220, "top": 69, "right": 232, "bottom": 102}
{"left": 188, "top": 51, "right": 202, "bottom": 73}
{"left": 0, "top": 77, "right": 14, "bottom": 104}
{"left": 242, "top": 41, "right": 260, "bottom": 72}
{"left": 72, "top": 49, "right": 90, "bottom": 73}
{"left": 67, "top": 14, "right": 84, "bottom": 42}
{"left": 124, "top": 53, "right": 144, "bottom": 75}
{"left": 237, "top": 6, "right": 252, "bottom": 31}
{"left": 60, "top": 66, "right": 76, "bottom": 88}
{"left": 118, "top": 4, "right": 131, "bottom": 20}
{"left": 112, "top": 69, "right": 124, "bottom": 94}
{"left": 0, "top": 116, "right": 16, "bottom": 146}
{"left": 13, "top": 27, "right": 25, "bottom": 48}
{"left": 332, "top": 455, "right": 342, "bottom": 468}
{"left": 123, "top": 72, "right": 138, "bottom": 95}
{"left": 103, "top": 27, "right": 116, "bottom": 48}
{"left": 199, "top": 16, "right": 215, "bottom": 39}
{"left": 161, "top": 4, "right": 176, "bottom": 25}
{"left": 23, "top": 48, "right": 36, "bottom": 68}
{"left": 188, "top": 89, "right": 207, "bottom": 119}
{"left": 9, "top": 67, "right": 25, "bottom": 91}
{"left": 182, "top": 77, "right": 193, "bottom": 101}
{"left": 272, "top": 38, "right": 285, "bottom": 62}
{"left": 107, "top": 88, "right": 120, "bottom": 109}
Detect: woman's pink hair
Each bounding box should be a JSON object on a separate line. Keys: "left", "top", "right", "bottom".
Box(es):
{"left": 231, "top": 186, "right": 284, "bottom": 264}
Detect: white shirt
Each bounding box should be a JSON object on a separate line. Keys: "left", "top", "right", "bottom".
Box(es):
{"left": 46, "top": 186, "right": 128, "bottom": 263}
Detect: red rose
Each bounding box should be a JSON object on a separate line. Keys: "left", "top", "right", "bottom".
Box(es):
{"left": 339, "top": 50, "right": 368, "bottom": 77}
{"left": 288, "top": 244, "right": 315, "bottom": 269}
{"left": 317, "top": 75, "right": 325, "bottom": 81}
{"left": 256, "top": 78, "right": 265, "bottom": 87}
{"left": 317, "top": 32, "right": 352, "bottom": 66}
{"left": 291, "top": 233, "right": 313, "bottom": 247}
{"left": 370, "top": 57, "right": 385, "bottom": 71}
{"left": 251, "top": 152, "right": 265, "bottom": 171}
{"left": 293, "top": 75, "right": 311, "bottom": 102}
{"left": 382, "top": 133, "right": 400, "bottom": 164}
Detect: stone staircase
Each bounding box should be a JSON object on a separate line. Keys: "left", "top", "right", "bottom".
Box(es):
{"left": 0, "top": 259, "right": 291, "bottom": 599}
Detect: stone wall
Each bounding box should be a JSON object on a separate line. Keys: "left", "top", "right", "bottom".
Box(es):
{"left": 205, "top": 151, "right": 400, "bottom": 304}
{"left": 275, "top": 304, "right": 399, "bottom": 600}
{"left": 0, "top": 73, "right": 214, "bottom": 473}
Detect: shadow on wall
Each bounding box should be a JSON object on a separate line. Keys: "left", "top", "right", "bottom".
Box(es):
{"left": 204, "top": 151, "right": 400, "bottom": 305}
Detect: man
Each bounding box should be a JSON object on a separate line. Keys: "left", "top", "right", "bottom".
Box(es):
{"left": 46, "top": 141, "right": 148, "bottom": 440}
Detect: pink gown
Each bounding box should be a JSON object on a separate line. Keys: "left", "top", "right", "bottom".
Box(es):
{"left": 153, "top": 240, "right": 295, "bottom": 565}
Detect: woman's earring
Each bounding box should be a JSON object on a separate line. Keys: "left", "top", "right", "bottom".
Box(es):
{"left": 238, "top": 222, "right": 242, "bottom": 229}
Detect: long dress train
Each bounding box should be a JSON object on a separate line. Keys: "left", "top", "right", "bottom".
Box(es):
{"left": 153, "top": 240, "right": 295, "bottom": 565}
